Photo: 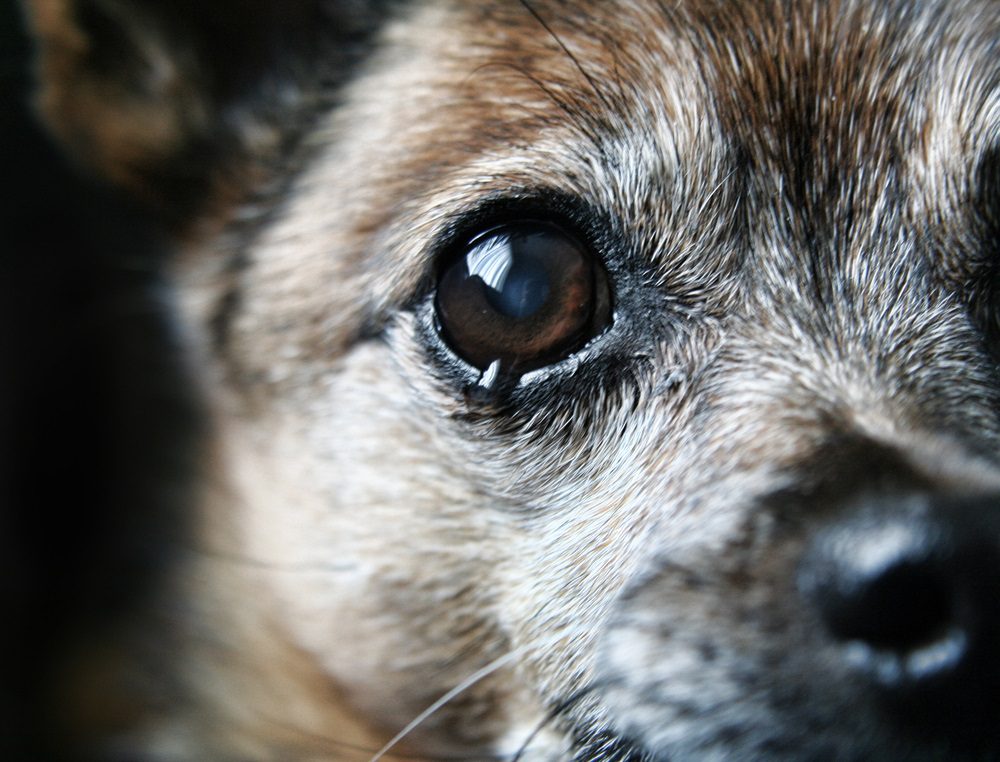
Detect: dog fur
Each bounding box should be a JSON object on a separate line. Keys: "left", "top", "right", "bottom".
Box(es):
{"left": 23, "top": 0, "right": 1000, "bottom": 759}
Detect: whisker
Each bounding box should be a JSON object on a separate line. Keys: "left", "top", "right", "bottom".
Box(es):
{"left": 369, "top": 649, "right": 525, "bottom": 762}
{"left": 511, "top": 684, "right": 598, "bottom": 762}
{"left": 516, "top": 0, "right": 617, "bottom": 116}
{"left": 260, "top": 714, "right": 497, "bottom": 762}
{"left": 463, "top": 60, "right": 598, "bottom": 130}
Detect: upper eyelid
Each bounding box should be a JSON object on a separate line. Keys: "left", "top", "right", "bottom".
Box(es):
{"left": 424, "top": 190, "right": 605, "bottom": 271}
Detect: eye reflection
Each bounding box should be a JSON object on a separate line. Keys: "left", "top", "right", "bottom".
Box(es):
{"left": 467, "top": 232, "right": 551, "bottom": 319}
{"left": 433, "top": 220, "right": 611, "bottom": 380}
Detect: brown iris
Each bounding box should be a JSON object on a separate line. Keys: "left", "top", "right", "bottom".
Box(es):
{"left": 434, "top": 221, "right": 611, "bottom": 375}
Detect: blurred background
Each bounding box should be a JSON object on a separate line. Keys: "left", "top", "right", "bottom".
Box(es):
{"left": 1, "top": 0, "right": 198, "bottom": 756}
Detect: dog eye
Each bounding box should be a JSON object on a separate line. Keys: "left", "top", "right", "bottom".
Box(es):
{"left": 434, "top": 221, "right": 611, "bottom": 376}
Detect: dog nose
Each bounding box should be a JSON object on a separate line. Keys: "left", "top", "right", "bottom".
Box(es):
{"left": 799, "top": 493, "right": 1000, "bottom": 738}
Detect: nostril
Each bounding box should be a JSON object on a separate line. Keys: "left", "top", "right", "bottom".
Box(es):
{"left": 797, "top": 501, "right": 979, "bottom": 688}
{"left": 798, "top": 492, "right": 1000, "bottom": 747}
{"left": 823, "top": 560, "right": 955, "bottom": 653}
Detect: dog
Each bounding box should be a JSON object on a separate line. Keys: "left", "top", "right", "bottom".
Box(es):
{"left": 22, "top": 0, "right": 1000, "bottom": 758}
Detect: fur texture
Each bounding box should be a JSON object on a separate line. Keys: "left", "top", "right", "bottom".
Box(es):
{"left": 24, "top": 0, "right": 1000, "bottom": 759}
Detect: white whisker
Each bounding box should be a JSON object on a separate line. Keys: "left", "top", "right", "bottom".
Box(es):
{"left": 369, "top": 649, "right": 524, "bottom": 762}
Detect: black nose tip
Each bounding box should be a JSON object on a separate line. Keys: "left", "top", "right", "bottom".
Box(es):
{"left": 799, "top": 494, "right": 1000, "bottom": 737}
{"left": 807, "top": 516, "right": 969, "bottom": 683}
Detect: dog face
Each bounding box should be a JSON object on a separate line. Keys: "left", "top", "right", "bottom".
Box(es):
{"left": 27, "top": 0, "right": 1000, "bottom": 758}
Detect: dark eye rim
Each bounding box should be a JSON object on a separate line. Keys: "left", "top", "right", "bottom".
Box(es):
{"left": 428, "top": 190, "right": 614, "bottom": 277}
{"left": 427, "top": 191, "right": 617, "bottom": 379}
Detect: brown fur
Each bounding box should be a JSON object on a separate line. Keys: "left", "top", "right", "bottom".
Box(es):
{"left": 23, "top": 0, "right": 1000, "bottom": 759}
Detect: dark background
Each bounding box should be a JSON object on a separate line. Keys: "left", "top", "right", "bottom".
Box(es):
{"left": 1, "top": 0, "right": 197, "bottom": 756}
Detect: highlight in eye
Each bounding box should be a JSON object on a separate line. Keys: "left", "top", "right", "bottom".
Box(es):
{"left": 434, "top": 220, "right": 611, "bottom": 379}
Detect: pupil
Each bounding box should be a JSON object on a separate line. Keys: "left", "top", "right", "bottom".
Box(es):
{"left": 466, "top": 232, "right": 551, "bottom": 319}
{"left": 433, "top": 217, "right": 610, "bottom": 377}
{"left": 482, "top": 260, "right": 550, "bottom": 319}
